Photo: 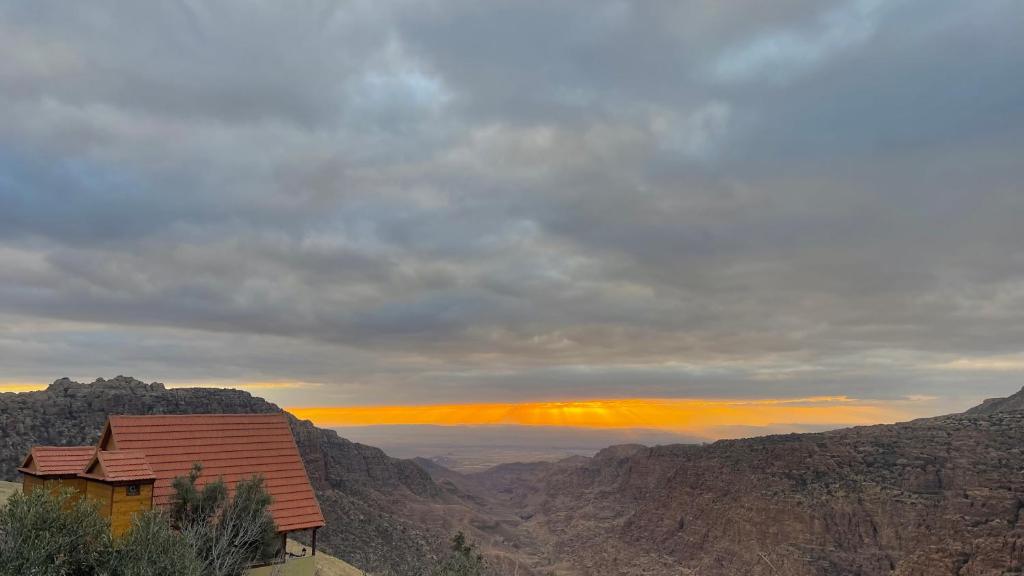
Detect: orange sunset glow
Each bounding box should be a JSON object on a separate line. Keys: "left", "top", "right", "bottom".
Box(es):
{"left": 0, "top": 383, "right": 47, "bottom": 393}
{"left": 287, "top": 396, "right": 920, "bottom": 438}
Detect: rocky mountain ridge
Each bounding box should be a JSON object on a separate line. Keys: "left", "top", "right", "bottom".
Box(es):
{"left": 440, "top": 387, "right": 1024, "bottom": 575}
{"left": 7, "top": 377, "right": 1024, "bottom": 575}
{"left": 0, "top": 376, "right": 445, "bottom": 574}
{"left": 965, "top": 387, "right": 1024, "bottom": 415}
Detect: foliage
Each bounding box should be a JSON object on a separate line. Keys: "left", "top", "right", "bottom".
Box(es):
{"left": 224, "top": 474, "right": 279, "bottom": 561}
{"left": 432, "top": 532, "right": 488, "bottom": 576}
{"left": 0, "top": 488, "right": 112, "bottom": 576}
{"left": 169, "top": 463, "right": 228, "bottom": 526}
{"left": 109, "top": 511, "right": 203, "bottom": 576}
{"left": 171, "top": 464, "right": 279, "bottom": 576}
{"left": 0, "top": 466, "right": 278, "bottom": 576}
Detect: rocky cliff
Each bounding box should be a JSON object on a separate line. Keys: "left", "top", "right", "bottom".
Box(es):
{"left": 8, "top": 378, "right": 1024, "bottom": 575}
{"left": 965, "top": 386, "right": 1024, "bottom": 416}
{"left": 0, "top": 376, "right": 443, "bottom": 574}
{"left": 451, "top": 388, "right": 1024, "bottom": 575}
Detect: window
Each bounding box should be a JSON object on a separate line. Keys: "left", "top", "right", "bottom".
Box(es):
{"left": 126, "top": 484, "right": 140, "bottom": 496}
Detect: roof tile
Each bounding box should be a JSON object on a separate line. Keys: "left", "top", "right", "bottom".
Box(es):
{"left": 81, "top": 450, "right": 156, "bottom": 482}
{"left": 19, "top": 446, "right": 95, "bottom": 476}
{"left": 106, "top": 414, "right": 324, "bottom": 532}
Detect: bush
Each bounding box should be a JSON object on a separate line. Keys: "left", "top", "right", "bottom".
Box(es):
{"left": 0, "top": 488, "right": 111, "bottom": 576}
{"left": 109, "top": 511, "right": 203, "bottom": 576}
{"left": 169, "top": 463, "right": 228, "bottom": 526}
{"left": 0, "top": 466, "right": 278, "bottom": 576}
{"left": 171, "top": 463, "right": 279, "bottom": 576}
{"left": 433, "top": 532, "right": 488, "bottom": 576}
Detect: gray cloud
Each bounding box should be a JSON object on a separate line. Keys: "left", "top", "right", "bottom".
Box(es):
{"left": 1, "top": 0, "right": 1023, "bottom": 409}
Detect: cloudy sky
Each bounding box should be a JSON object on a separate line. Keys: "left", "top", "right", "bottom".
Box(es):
{"left": 2, "top": 1, "right": 1023, "bottom": 434}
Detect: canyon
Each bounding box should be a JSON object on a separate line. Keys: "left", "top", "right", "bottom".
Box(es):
{"left": 3, "top": 377, "right": 1024, "bottom": 575}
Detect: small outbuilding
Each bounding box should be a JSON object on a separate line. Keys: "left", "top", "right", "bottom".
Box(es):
{"left": 78, "top": 450, "right": 157, "bottom": 536}
{"left": 18, "top": 446, "right": 96, "bottom": 502}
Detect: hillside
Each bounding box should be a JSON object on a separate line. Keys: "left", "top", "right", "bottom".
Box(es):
{"left": 8, "top": 378, "right": 1024, "bottom": 575}
{"left": 286, "top": 540, "right": 366, "bottom": 576}
{"left": 965, "top": 388, "right": 1024, "bottom": 415}
{"left": 0, "top": 480, "right": 17, "bottom": 504}
{"left": 0, "top": 377, "right": 467, "bottom": 575}
{"left": 436, "top": 388, "right": 1024, "bottom": 575}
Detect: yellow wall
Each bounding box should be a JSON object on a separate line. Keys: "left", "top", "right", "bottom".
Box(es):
{"left": 85, "top": 480, "right": 113, "bottom": 517}
{"left": 23, "top": 476, "right": 87, "bottom": 505}
{"left": 22, "top": 477, "right": 153, "bottom": 537}
{"left": 62, "top": 478, "right": 86, "bottom": 500}
{"left": 22, "top": 474, "right": 42, "bottom": 494}
{"left": 110, "top": 483, "right": 153, "bottom": 537}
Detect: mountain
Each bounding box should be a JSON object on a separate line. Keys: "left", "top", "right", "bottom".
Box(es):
{"left": 430, "top": 389, "right": 1024, "bottom": 575}
{"left": 0, "top": 377, "right": 454, "bottom": 574}
{"left": 965, "top": 386, "right": 1024, "bottom": 415}
{"left": 7, "top": 378, "right": 1024, "bottom": 575}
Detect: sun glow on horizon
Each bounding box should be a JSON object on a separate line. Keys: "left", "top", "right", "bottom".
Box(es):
{"left": 287, "top": 396, "right": 923, "bottom": 438}
{"left": 0, "top": 383, "right": 47, "bottom": 393}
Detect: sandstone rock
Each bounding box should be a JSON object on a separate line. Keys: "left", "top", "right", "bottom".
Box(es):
{"left": 456, "top": 396, "right": 1024, "bottom": 575}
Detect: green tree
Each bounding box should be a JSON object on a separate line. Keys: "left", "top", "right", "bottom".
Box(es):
{"left": 169, "top": 463, "right": 228, "bottom": 526}
{"left": 109, "top": 511, "right": 203, "bottom": 576}
{"left": 0, "top": 488, "right": 111, "bottom": 576}
{"left": 171, "top": 463, "right": 279, "bottom": 576}
{"left": 0, "top": 466, "right": 278, "bottom": 576}
{"left": 433, "top": 532, "right": 488, "bottom": 576}
{"left": 222, "top": 474, "right": 279, "bottom": 561}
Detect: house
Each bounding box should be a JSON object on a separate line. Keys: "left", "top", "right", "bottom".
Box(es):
{"left": 19, "top": 413, "right": 325, "bottom": 575}
{"left": 20, "top": 446, "right": 158, "bottom": 537}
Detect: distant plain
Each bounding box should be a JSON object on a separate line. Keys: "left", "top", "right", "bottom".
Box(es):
{"left": 331, "top": 424, "right": 696, "bottom": 471}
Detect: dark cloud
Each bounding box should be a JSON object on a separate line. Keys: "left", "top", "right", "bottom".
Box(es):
{"left": 1, "top": 0, "right": 1023, "bottom": 409}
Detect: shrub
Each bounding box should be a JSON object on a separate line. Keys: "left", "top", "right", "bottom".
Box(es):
{"left": 109, "top": 510, "right": 203, "bottom": 576}
{"left": 169, "top": 462, "right": 228, "bottom": 526}
{"left": 433, "top": 532, "right": 488, "bottom": 576}
{"left": 171, "top": 463, "right": 279, "bottom": 576}
{"left": 0, "top": 488, "right": 111, "bottom": 576}
{"left": 0, "top": 467, "right": 278, "bottom": 576}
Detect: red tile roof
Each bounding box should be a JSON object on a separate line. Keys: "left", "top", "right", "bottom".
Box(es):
{"left": 102, "top": 414, "right": 325, "bottom": 532}
{"left": 18, "top": 446, "right": 96, "bottom": 476}
{"left": 81, "top": 450, "right": 156, "bottom": 482}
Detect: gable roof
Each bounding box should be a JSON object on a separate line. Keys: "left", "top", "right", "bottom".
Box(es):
{"left": 18, "top": 446, "right": 95, "bottom": 477}
{"left": 101, "top": 414, "right": 324, "bottom": 532}
{"left": 81, "top": 450, "right": 156, "bottom": 482}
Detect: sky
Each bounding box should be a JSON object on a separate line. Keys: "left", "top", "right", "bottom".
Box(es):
{"left": 1, "top": 1, "right": 1023, "bottom": 441}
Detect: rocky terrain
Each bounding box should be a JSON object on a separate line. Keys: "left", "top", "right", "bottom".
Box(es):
{"left": 6, "top": 377, "right": 1024, "bottom": 575}
{"left": 438, "top": 390, "right": 1024, "bottom": 575}
{"left": 0, "top": 377, "right": 482, "bottom": 575}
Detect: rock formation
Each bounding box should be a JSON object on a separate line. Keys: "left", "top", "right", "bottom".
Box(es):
{"left": 965, "top": 386, "right": 1024, "bottom": 416}
{"left": 452, "top": 389, "right": 1024, "bottom": 575}
{"left": 6, "top": 377, "right": 1024, "bottom": 575}
{"left": 0, "top": 376, "right": 443, "bottom": 574}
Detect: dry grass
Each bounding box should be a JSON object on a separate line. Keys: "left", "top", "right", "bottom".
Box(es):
{"left": 0, "top": 480, "right": 19, "bottom": 504}
{"left": 285, "top": 539, "right": 366, "bottom": 576}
